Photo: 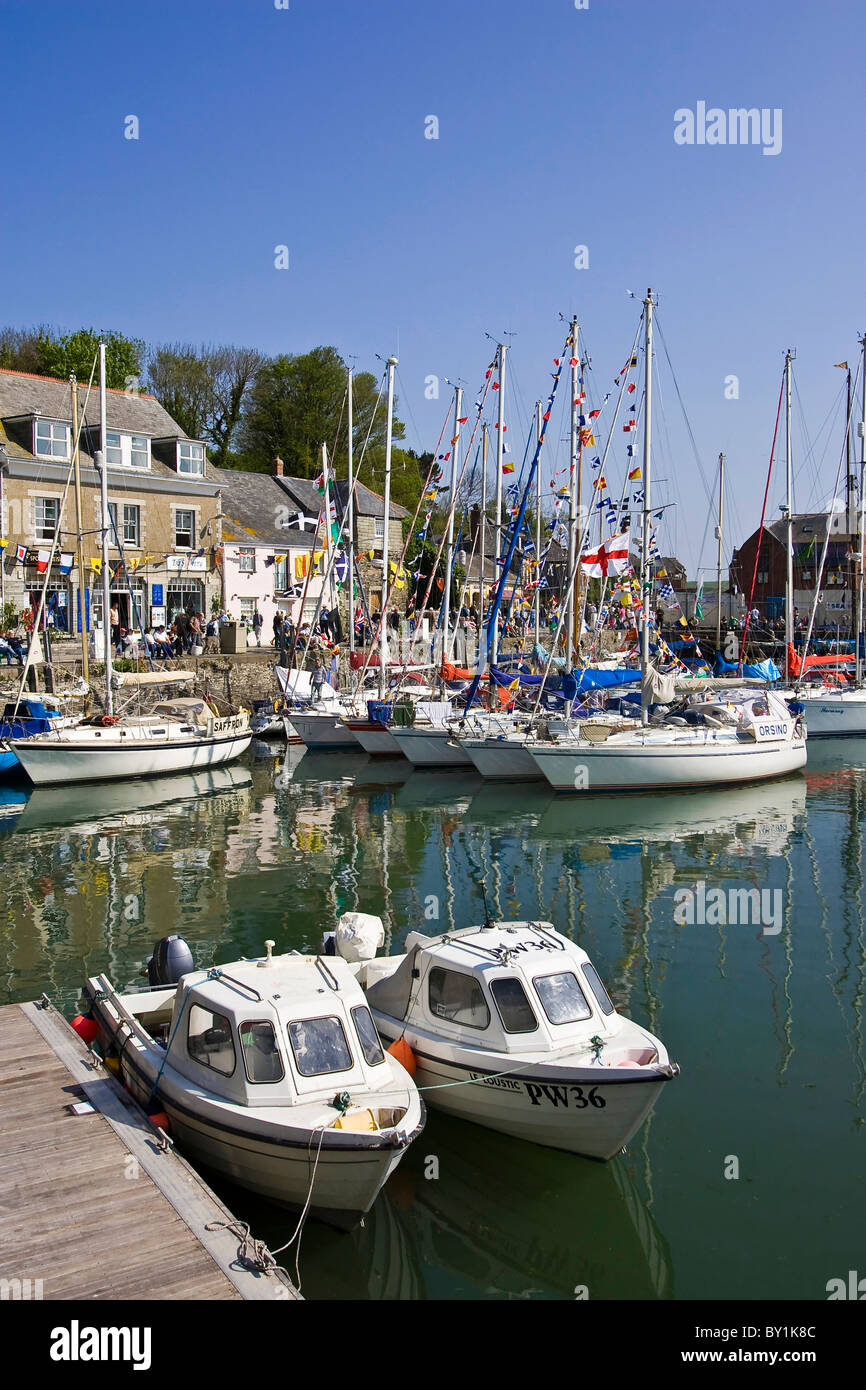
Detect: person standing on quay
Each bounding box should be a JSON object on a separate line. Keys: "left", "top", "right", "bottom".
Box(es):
{"left": 252, "top": 609, "right": 264, "bottom": 647}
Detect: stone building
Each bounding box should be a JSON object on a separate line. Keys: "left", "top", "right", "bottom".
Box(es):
{"left": 0, "top": 368, "right": 222, "bottom": 635}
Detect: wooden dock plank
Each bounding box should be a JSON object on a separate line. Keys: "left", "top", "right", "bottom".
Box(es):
{"left": 0, "top": 1002, "right": 300, "bottom": 1301}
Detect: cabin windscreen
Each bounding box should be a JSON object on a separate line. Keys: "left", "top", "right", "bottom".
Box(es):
{"left": 288, "top": 1015, "right": 353, "bottom": 1076}
{"left": 489, "top": 977, "right": 539, "bottom": 1034}
{"left": 533, "top": 972, "right": 593, "bottom": 1025}
{"left": 351, "top": 1005, "right": 386, "bottom": 1065}
{"left": 581, "top": 964, "right": 615, "bottom": 1016}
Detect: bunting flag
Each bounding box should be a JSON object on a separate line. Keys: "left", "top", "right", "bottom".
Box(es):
{"left": 292, "top": 512, "right": 317, "bottom": 531}
{"left": 580, "top": 431, "right": 596, "bottom": 447}
{"left": 629, "top": 466, "right": 642, "bottom": 480}
{"left": 15, "top": 544, "right": 27, "bottom": 563}
{"left": 588, "top": 408, "right": 601, "bottom": 420}
{"left": 627, "top": 383, "right": 636, "bottom": 394}
{"left": 36, "top": 549, "right": 50, "bottom": 573}
{"left": 457, "top": 416, "right": 468, "bottom": 424}
{"left": 623, "top": 419, "right": 637, "bottom": 432}
{"left": 314, "top": 472, "right": 325, "bottom": 493}
{"left": 59, "top": 553, "right": 73, "bottom": 575}
{"left": 0, "top": 538, "right": 7, "bottom": 550}
{"left": 265, "top": 556, "right": 275, "bottom": 568}
{"left": 294, "top": 554, "right": 310, "bottom": 580}
{"left": 90, "top": 558, "right": 102, "bottom": 574}
{"left": 502, "top": 463, "right": 515, "bottom": 474}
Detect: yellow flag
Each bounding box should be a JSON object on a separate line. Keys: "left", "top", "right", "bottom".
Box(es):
{"left": 90, "top": 558, "right": 102, "bottom": 574}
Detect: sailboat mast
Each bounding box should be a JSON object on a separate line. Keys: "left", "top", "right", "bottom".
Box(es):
{"left": 567, "top": 317, "right": 579, "bottom": 664}
{"left": 98, "top": 342, "right": 113, "bottom": 716}
{"left": 492, "top": 342, "right": 507, "bottom": 664}
{"left": 480, "top": 421, "right": 488, "bottom": 639}
{"left": 858, "top": 333, "right": 866, "bottom": 685}
{"left": 347, "top": 364, "right": 354, "bottom": 661}
{"left": 70, "top": 376, "right": 90, "bottom": 685}
{"left": 443, "top": 384, "right": 463, "bottom": 661}
{"left": 716, "top": 451, "right": 725, "bottom": 654}
{"left": 379, "top": 355, "right": 397, "bottom": 698}
{"left": 574, "top": 349, "right": 584, "bottom": 661}
{"left": 534, "top": 400, "right": 542, "bottom": 647}
{"left": 784, "top": 349, "right": 794, "bottom": 680}
{"left": 640, "top": 290, "right": 654, "bottom": 728}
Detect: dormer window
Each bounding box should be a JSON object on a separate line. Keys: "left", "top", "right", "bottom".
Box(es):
{"left": 105, "top": 431, "right": 150, "bottom": 470}
{"left": 178, "top": 441, "right": 204, "bottom": 476}
{"left": 34, "top": 419, "right": 70, "bottom": 460}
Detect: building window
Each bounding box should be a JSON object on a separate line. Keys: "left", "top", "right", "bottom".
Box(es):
{"left": 105, "top": 432, "right": 150, "bottom": 470}
{"left": 237, "top": 547, "right": 255, "bottom": 573}
{"left": 34, "top": 419, "right": 70, "bottom": 460}
{"left": 239, "top": 597, "right": 255, "bottom": 624}
{"left": 33, "top": 497, "right": 60, "bottom": 540}
{"left": 175, "top": 509, "right": 195, "bottom": 549}
{"left": 274, "top": 556, "right": 288, "bottom": 590}
{"left": 107, "top": 503, "right": 141, "bottom": 547}
{"left": 757, "top": 570, "right": 769, "bottom": 584}
{"left": 177, "top": 441, "right": 205, "bottom": 476}
{"left": 167, "top": 580, "right": 203, "bottom": 622}
{"left": 374, "top": 517, "right": 385, "bottom": 541}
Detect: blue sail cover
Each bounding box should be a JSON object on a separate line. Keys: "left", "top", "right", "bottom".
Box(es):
{"left": 713, "top": 654, "right": 781, "bottom": 681}
{"left": 573, "top": 667, "right": 641, "bottom": 692}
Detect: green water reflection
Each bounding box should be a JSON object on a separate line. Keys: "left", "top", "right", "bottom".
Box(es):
{"left": 0, "top": 738, "right": 864, "bottom": 1300}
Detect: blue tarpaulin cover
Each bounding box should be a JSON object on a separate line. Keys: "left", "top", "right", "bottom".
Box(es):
{"left": 713, "top": 654, "right": 781, "bottom": 681}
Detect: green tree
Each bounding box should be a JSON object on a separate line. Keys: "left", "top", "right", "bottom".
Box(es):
{"left": 239, "top": 347, "right": 406, "bottom": 479}
{"left": 147, "top": 343, "right": 264, "bottom": 463}
{"left": 36, "top": 328, "right": 145, "bottom": 390}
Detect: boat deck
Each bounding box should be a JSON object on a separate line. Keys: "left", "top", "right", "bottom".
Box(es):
{"left": 0, "top": 1000, "right": 300, "bottom": 1301}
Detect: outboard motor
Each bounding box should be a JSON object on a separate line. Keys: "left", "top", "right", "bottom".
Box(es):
{"left": 321, "top": 931, "right": 337, "bottom": 956}
{"left": 147, "top": 935, "right": 194, "bottom": 986}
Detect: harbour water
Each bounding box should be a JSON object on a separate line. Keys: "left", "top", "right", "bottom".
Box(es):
{"left": 1, "top": 740, "right": 864, "bottom": 1300}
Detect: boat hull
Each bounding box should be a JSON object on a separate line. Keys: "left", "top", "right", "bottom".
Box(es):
{"left": 86, "top": 989, "right": 424, "bottom": 1231}
{"left": 800, "top": 694, "right": 866, "bottom": 737}
{"left": 290, "top": 711, "right": 361, "bottom": 749}
{"left": 13, "top": 731, "right": 252, "bottom": 786}
{"left": 526, "top": 733, "right": 806, "bottom": 792}
{"left": 344, "top": 720, "right": 403, "bottom": 756}
{"left": 461, "top": 736, "right": 541, "bottom": 781}
{"left": 372, "top": 1019, "right": 669, "bottom": 1159}
{"left": 390, "top": 727, "right": 473, "bottom": 767}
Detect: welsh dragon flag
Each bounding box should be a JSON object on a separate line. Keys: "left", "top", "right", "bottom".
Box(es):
{"left": 580, "top": 532, "right": 630, "bottom": 579}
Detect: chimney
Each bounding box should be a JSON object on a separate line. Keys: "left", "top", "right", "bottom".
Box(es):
{"left": 274, "top": 454, "right": 284, "bottom": 477}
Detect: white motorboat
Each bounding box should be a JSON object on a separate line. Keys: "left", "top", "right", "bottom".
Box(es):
{"left": 331, "top": 916, "right": 677, "bottom": 1159}
{"left": 460, "top": 710, "right": 574, "bottom": 781}
{"left": 13, "top": 698, "right": 251, "bottom": 786}
{"left": 83, "top": 934, "right": 425, "bottom": 1231}
{"left": 526, "top": 689, "right": 806, "bottom": 793}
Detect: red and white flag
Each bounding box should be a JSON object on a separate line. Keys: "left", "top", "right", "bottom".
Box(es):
{"left": 623, "top": 419, "right": 637, "bottom": 432}
{"left": 580, "top": 533, "right": 630, "bottom": 579}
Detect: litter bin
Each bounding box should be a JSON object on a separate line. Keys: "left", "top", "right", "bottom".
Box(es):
{"left": 219, "top": 621, "right": 244, "bottom": 654}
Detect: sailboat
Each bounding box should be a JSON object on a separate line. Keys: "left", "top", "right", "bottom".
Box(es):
{"left": 794, "top": 334, "right": 866, "bottom": 736}
{"left": 515, "top": 292, "right": 806, "bottom": 792}
{"left": 13, "top": 343, "right": 251, "bottom": 786}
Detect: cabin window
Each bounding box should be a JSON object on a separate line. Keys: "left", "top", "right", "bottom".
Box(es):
{"left": 490, "top": 977, "right": 538, "bottom": 1033}
{"left": 351, "top": 1005, "right": 385, "bottom": 1066}
{"left": 239, "top": 1019, "right": 285, "bottom": 1084}
{"left": 582, "top": 964, "right": 615, "bottom": 1016}
{"left": 288, "top": 1015, "right": 353, "bottom": 1076}
{"left": 533, "top": 972, "right": 592, "bottom": 1025}
{"left": 187, "top": 1004, "right": 236, "bottom": 1075}
{"left": 428, "top": 967, "right": 490, "bottom": 1030}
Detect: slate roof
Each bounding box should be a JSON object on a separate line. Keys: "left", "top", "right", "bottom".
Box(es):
{"left": 211, "top": 466, "right": 317, "bottom": 550}
{"left": 275, "top": 474, "right": 409, "bottom": 520}
{"left": 0, "top": 368, "right": 219, "bottom": 484}
{"left": 764, "top": 511, "right": 851, "bottom": 544}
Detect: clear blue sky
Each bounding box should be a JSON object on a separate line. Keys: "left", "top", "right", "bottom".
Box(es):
{"left": 3, "top": 0, "right": 864, "bottom": 576}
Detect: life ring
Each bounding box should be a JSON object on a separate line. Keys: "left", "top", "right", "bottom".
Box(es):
{"left": 101, "top": 715, "right": 119, "bottom": 727}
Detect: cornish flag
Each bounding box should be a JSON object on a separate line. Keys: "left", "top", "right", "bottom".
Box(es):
{"left": 580, "top": 532, "right": 630, "bottom": 579}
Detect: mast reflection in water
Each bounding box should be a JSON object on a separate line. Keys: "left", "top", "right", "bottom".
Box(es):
{"left": 0, "top": 740, "right": 863, "bottom": 1300}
